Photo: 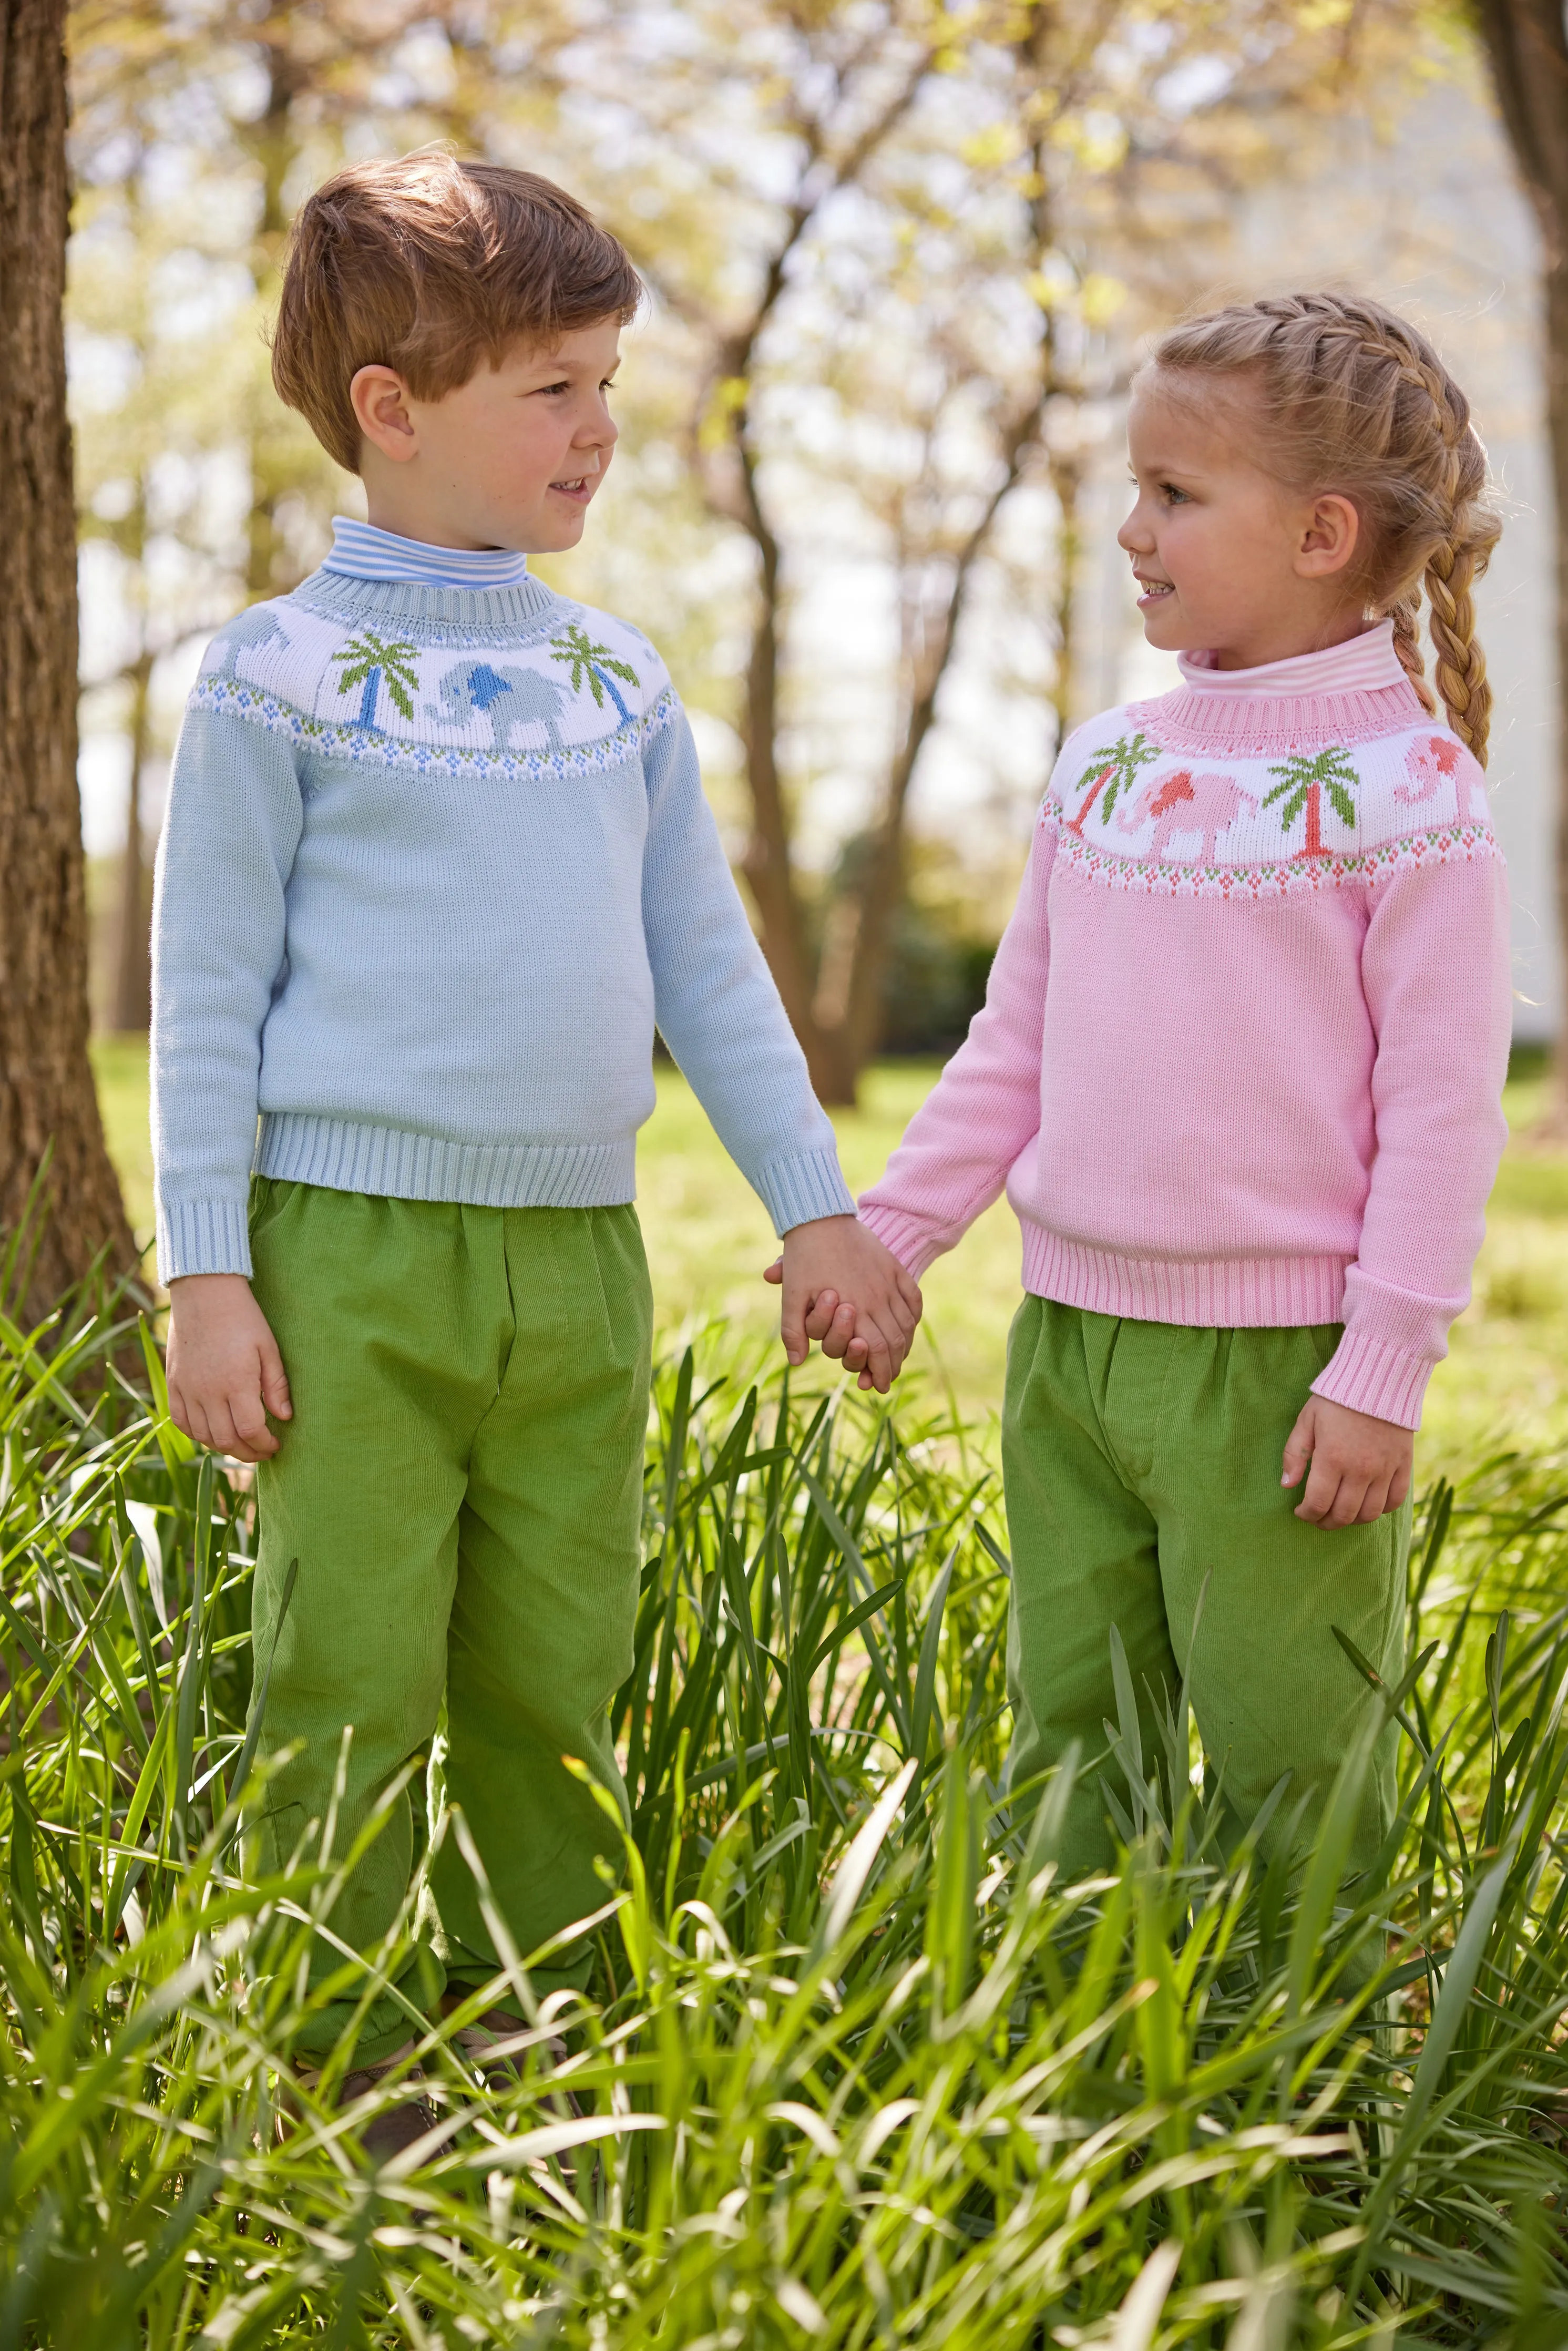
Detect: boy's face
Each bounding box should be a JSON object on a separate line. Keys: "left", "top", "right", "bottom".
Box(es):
{"left": 350, "top": 316, "right": 622, "bottom": 554}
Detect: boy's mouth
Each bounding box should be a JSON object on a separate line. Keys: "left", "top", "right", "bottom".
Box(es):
{"left": 550, "top": 471, "right": 597, "bottom": 505}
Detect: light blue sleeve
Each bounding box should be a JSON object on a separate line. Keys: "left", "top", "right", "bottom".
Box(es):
{"left": 640, "top": 703, "right": 854, "bottom": 1235}
{"left": 150, "top": 708, "right": 304, "bottom": 1280}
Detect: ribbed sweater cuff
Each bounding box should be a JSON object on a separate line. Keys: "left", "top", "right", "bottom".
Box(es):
{"left": 857, "top": 1202, "right": 949, "bottom": 1280}
{"left": 753, "top": 1148, "right": 857, "bottom": 1236}
{"left": 157, "top": 1198, "right": 253, "bottom": 1282}
{"left": 1311, "top": 1331, "right": 1433, "bottom": 1430}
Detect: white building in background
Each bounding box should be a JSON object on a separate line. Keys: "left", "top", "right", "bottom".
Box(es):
{"left": 1077, "top": 69, "right": 1558, "bottom": 1041}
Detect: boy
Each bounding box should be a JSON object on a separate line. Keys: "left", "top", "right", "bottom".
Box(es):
{"left": 152, "top": 152, "right": 919, "bottom": 2145}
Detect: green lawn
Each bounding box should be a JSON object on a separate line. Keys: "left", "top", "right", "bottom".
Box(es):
{"left": 94, "top": 1037, "right": 1568, "bottom": 1478}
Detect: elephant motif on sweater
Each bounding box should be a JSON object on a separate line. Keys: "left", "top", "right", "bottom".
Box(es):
{"left": 1119, "top": 768, "right": 1259, "bottom": 865}
{"left": 210, "top": 607, "right": 289, "bottom": 680}
{"left": 1395, "top": 732, "right": 1485, "bottom": 823}
{"left": 426, "top": 661, "right": 571, "bottom": 753}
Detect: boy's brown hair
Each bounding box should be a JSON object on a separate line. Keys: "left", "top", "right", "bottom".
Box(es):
{"left": 272, "top": 151, "right": 642, "bottom": 473}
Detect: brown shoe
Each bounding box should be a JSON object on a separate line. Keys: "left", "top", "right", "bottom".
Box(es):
{"left": 444, "top": 2005, "right": 579, "bottom": 2112}
{"left": 296, "top": 2039, "right": 440, "bottom": 2166}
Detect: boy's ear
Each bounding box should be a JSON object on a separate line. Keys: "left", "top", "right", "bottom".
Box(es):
{"left": 350, "top": 364, "right": 419, "bottom": 466}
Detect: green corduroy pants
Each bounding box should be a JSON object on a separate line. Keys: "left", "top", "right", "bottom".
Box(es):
{"left": 1002, "top": 1297, "right": 1409, "bottom": 1885}
{"left": 246, "top": 1178, "right": 653, "bottom": 2064}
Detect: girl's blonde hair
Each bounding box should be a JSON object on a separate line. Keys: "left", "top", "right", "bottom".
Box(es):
{"left": 1149, "top": 293, "right": 1501, "bottom": 764}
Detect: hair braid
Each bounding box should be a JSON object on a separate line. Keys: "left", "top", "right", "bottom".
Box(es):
{"left": 1425, "top": 536, "right": 1494, "bottom": 761}
{"left": 1388, "top": 595, "right": 1438, "bottom": 717}
{"left": 1150, "top": 292, "right": 1501, "bottom": 764}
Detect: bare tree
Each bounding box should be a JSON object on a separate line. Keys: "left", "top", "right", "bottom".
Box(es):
{"left": 569, "top": 0, "right": 1390, "bottom": 1102}
{"left": 0, "top": 0, "right": 136, "bottom": 1293}
{"left": 1467, "top": 1, "right": 1568, "bottom": 1119}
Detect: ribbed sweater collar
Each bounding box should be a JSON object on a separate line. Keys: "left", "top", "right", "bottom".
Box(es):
{"left": 1132, "top": 620, "right": 1429, "bottom": 755}
{"left": 293, "top": 560, "right": 560, "bottom": 638}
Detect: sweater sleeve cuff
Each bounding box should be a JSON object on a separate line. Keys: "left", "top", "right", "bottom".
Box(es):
{"left": 752, "top": 1148, "right": 857, "bottom": 1237}
{"left": 156, "top": 1197, "right": 253, "bottom": 1282}
{"left": 857, "top": 1201, "right": 947, "bottom": 1281}
{"left": 1310, "top": 1330, "right": 1433, "bottom": 1430}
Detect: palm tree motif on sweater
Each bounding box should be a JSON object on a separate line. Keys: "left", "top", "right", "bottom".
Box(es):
{"left": 549, "top": 624, "right": 639, "bottom": 723}
{"left": 1118, "top": 768, "right": 1259, "bottom": 865}
{"left": 1062, "top": 731, "right": 1159, "bottom": 834}
{"left": 1395, "top": 733, "right": 1486, "bottom": 825}
{"left": 1262, "top": 744, "right": 1359, "bottom": 860}
{"left": 211, "top": 606, "right": 289, "bottom": 680}
{"left": 331, "top": 633, "right": 419, "bottom": 729}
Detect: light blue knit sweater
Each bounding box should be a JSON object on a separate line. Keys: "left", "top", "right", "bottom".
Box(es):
{"left": 150, "top": 536, "right": 854, "bottom": 1280}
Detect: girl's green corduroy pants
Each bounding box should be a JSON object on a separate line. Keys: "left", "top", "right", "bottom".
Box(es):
{"left": 1002, "top": 1297, "right": 1410, "bottom": 1884}
{"left": 246, "top": 1178, "right": 653, "bottom": 2065}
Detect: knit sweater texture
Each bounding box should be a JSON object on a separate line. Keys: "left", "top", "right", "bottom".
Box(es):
{"left": 151, "top": 530, "right": 854, "bottom": 1279}
{"left": 859, "top": 623, "right": 1511, "bottom": 1428}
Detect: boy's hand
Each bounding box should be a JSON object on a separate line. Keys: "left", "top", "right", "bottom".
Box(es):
{"left": 1282, "top": 1395, "right": 1413, "bottom": 1529}
{"left": 762, "top": 1217, "right": 921, "bottom": 1395}
{"left": 166, "top": 1274, "right": 293, "bottom": 1463}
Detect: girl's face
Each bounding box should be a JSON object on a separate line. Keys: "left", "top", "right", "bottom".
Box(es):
{"left": 1118, "top": 371, "right": 1368, "bottom": 670}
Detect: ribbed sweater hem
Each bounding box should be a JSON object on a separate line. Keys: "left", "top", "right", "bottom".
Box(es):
{"left": 157, "top": 1197, "right": 255, "bottom": 1282}
{"left": 156, "top": 1119, "right": 857, "bottom": 1280}
{"left": 1021, "top": 1228, "right": 1353, "bottom": 1326}
{"left": 257, "top": 1114, "right": 638, "bottom": 1212}
{"left": 1310, "top": 1330, "right": 1433, "bottom": 1430}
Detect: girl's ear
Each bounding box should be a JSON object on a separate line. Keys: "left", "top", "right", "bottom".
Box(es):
{"left": 350, "top": 365, "right": 419, "bottom": 465}
{"left": 1294, "top": 491, "right": 1360, "bottom": 580}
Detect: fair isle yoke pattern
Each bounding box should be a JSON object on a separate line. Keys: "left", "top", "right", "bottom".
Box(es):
{"left": 193, "top": 580, "right": 678, "bottom": 781}
{"left": 1046, "top": 700, "right": 1500, "bottom": 898}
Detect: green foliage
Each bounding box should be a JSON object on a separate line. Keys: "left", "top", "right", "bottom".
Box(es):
{"left": 4, "top": 1275, "right": 1568, "bottom": 2344}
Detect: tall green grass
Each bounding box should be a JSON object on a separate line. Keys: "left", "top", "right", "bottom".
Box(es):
{"left": 2, "top": 1269, "right": 1568, "bottom": 2346}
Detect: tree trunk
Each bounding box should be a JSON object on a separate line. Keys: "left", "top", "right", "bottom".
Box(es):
{"left": 0, "top": 0, "right": 137, "bottom": 1298}
{"left": 110, "top": 651, "right": 153, "bottom": 1033}
{"left": 1546, "top": 247, "right": 1568, "bottom": 1123}
{"left": 1468, "top": 0, "right": 1568, "bottom": 1122}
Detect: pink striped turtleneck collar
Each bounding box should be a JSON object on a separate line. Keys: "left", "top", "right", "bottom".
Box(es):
{"left": 1131, "top": 619, "right": 1426, "bottom": 757}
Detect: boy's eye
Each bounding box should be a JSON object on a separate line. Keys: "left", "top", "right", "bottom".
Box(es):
{"left": 1161, "top": 482, "right": 1190, "bottom": 504}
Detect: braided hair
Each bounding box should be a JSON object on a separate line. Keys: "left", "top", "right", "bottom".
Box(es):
{"left": 1150, "top": 294, "right": 1501, "bottom": 763}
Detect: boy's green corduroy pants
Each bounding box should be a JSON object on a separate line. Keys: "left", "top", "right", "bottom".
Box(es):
{"left": 246, "top": 1178, "right": 653, "bottom": 2065}
{"left": 1002, "top": 1297, "right": 1410, "bottom": 1884}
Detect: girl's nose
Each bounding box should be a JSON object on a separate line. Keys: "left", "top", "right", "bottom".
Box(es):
{"left": 1117, "top": 502, "right": 1149, "bottom": 554}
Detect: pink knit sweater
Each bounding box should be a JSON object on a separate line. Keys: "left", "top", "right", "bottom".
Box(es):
{"left": 860, "top": 623, "right": 1511, "bottom": 1428}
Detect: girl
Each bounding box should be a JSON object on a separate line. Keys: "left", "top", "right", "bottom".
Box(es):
{"left": 858, "top": 293, "right": 1511, "bottom": 1879}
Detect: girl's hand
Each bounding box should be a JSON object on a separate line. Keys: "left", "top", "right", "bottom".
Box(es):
{"left": 762, "top": 1218, "right": 922, "bottom": 1394}
{"left": 1282, "top": 1395, "right": 1413, "bottom": 1529}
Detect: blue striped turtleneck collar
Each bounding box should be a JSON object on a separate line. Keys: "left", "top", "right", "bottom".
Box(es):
{"left": 322, "top": 515, "right": 531, "bottom": 590}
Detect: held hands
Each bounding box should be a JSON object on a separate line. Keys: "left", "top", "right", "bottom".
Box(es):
{"left": 1282, "top": 1394, "right": 1413, "bottom": 1529}
{"left": 762, "top": 1215, "right": 922, "bottom": 1394}
{"left": 166, "top": 1274, "right": 292, "bottom": 1463}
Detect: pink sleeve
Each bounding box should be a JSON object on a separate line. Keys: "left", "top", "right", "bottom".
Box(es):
{"left": 1311, "top": 846, "right": 1511, "bottom": 1428}
{"left": 859, "top": 814, "right": 1055, "bottom": 1277}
